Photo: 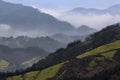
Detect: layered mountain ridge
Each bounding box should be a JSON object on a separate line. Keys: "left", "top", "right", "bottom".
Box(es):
{"left": 0, "top": 36, "right": 66, "bottom": 52}
{"left": 1, "top": 23, "right": 120, "bottom": 80}
{"left": 0, "top": 0, "right": 120, "bottom": 80}
{"left": 0, "top": 0, "right": 97, "bottom": 37}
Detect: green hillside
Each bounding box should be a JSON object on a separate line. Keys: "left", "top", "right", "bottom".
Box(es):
{"left": 77, "top": 40, "right": 120, "bottom": 59}
{"left": 50, "top": 40, "right": 120, "bottom": 80}
{"left": 6, "top": 40, "right": 120, "bottom": 80}
{"left": 7, "top": 62, "right": 65, "bottom": 80}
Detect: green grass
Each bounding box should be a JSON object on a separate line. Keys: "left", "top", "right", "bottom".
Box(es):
{"left": 102, "top": 50, "right": 117, "bottom": 59}
{"left": 7, "top": 40, "right": 120, "bottom": 80}
{"left": 35, "top": 62, "right": 64, "bottom": 80}
{"left": 77, "top": 40, "right": 120, "bottom": 59}
{"left": 7, "top": 62, "right": 65, "bottom": 80}
{"left": 24, "top": 71, "right": 40, "bottom": 80}
{"left": 0, "top": 60, "right": 9, "bottom": 70}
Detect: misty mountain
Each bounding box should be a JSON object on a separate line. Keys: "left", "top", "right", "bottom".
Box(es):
{"left": 52, "top": 25, "right": 97, "bottom": 43}
{"left": 0, "top": 36, "right": 66, "bottom": 52}
{"left": 76, "top": 25, "right": 97, "bottom": 35}
{"left": 51, "top": 33, "right": 85, "bottom": 43}
{"left": 70, "top": 4, "right": 120, "bottom": 15}
{"left": 0, "top": 0, "right": 97, "bottom": 40}
{"left": 0, "top": 45, "right": 48, "bottom": 71}
{"left": 0, "top": 0, "right": 75, "bottom": 36}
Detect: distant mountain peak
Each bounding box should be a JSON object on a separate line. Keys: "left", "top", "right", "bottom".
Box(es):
{"left": 79, "top": 25, "right": 92, "bottom": 29}
{"left": 70, "top": 4, "right": 120, "bottom": 15}
{"left": 108, "top": 4, "right": 120, "bottom": 9}
{"left": 75, "top": 25, "right": 97, "bottom": 36}
{"left": 77, "top": 25, "right": 97, "bottom": 31}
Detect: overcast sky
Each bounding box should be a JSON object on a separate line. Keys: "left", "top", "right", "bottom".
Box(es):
{"left": 3, "top": 0, "right": 120, "bottom": 10}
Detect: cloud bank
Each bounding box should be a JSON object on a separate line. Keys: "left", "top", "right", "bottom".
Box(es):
{"left": 60, "top": 13, "right": 120, "bottom": 30}
{"left": 0, "top": 24, "right": 11, "bottom": 32}
{"left": 40, "top": 8, "right": 120, "bottom": 30}
{"left": 0, "top": 24, "right": 47, "bottom": 37}
{"left": 0, "top": 24, "right": 12, "bottom": 37}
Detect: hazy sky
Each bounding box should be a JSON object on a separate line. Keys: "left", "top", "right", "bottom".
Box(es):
{"left": 3, "top": 0, "right": 120, "bottom": 10}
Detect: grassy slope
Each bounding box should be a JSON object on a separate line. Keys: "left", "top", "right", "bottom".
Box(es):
{"left": 35, "top": 62, "right": 65, "bottom": 80}
{"left": 7, "top": 63, "right": 64, "bottom": 80}
{"left": 102, "top": 50, "right": 117, "bottom": 59}
{"left": 76, "top": 40, "right": 120, "bottom": 71}
{"left": 0, "top": 60, "right": 9, "bottom": 70}
{"left": 7, "top": 40, "right": 120, "bottom": 80}
{"left": 77, "top": 40, "right": 120, "bottom": 59}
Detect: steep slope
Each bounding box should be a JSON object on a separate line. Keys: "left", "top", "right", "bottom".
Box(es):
{"left": 23, "top": 23, "right": 120, "bottom": 72}
{"left": 36, "top": 23, "right": 120, "bottom": 68}
{"left": 77, "top": 40, "right": 120, "bottom": 59}
{"left": 7, "top": 62, "right": 65, "bottom": 80}
{"left": 51, "top": 40, "right": 120, "bottom": 80}
{"left": 0, "top": 0, "right": 74, "bottom": 36}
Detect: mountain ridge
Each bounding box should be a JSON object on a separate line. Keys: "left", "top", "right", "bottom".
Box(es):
{"left": 70, "top": 4, "right": 120, "bottom": 15}
{"left": 0, "top": 0, "right": 75, "bottom": 36}
{"left": 1, "top": 23, "right": 120, "bottom": 80}
{"left": 0, "top": 36, "right": 66, "bottom": 52}
{"left": 0, "top": 0, "right": 97, "bottom": 38}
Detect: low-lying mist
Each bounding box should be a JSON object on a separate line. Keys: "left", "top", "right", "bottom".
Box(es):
{"left": 41, "top": 8, "right": 120, "bottom": 30}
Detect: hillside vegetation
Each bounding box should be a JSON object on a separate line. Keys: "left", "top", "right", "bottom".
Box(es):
{"left": 0, "top": 23, "right": 120, "bottom": 80}
{"left": 77, "top": 40, "right": 120, "bottom": 59}
{"left": 5, "top": 40, "right": 120, "bottom": 80}
{"left": 50, "top": 40, "right": 120, "bottom": 80}
{"left": 7, "top": 63, "right": 65, "bottom": 80}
